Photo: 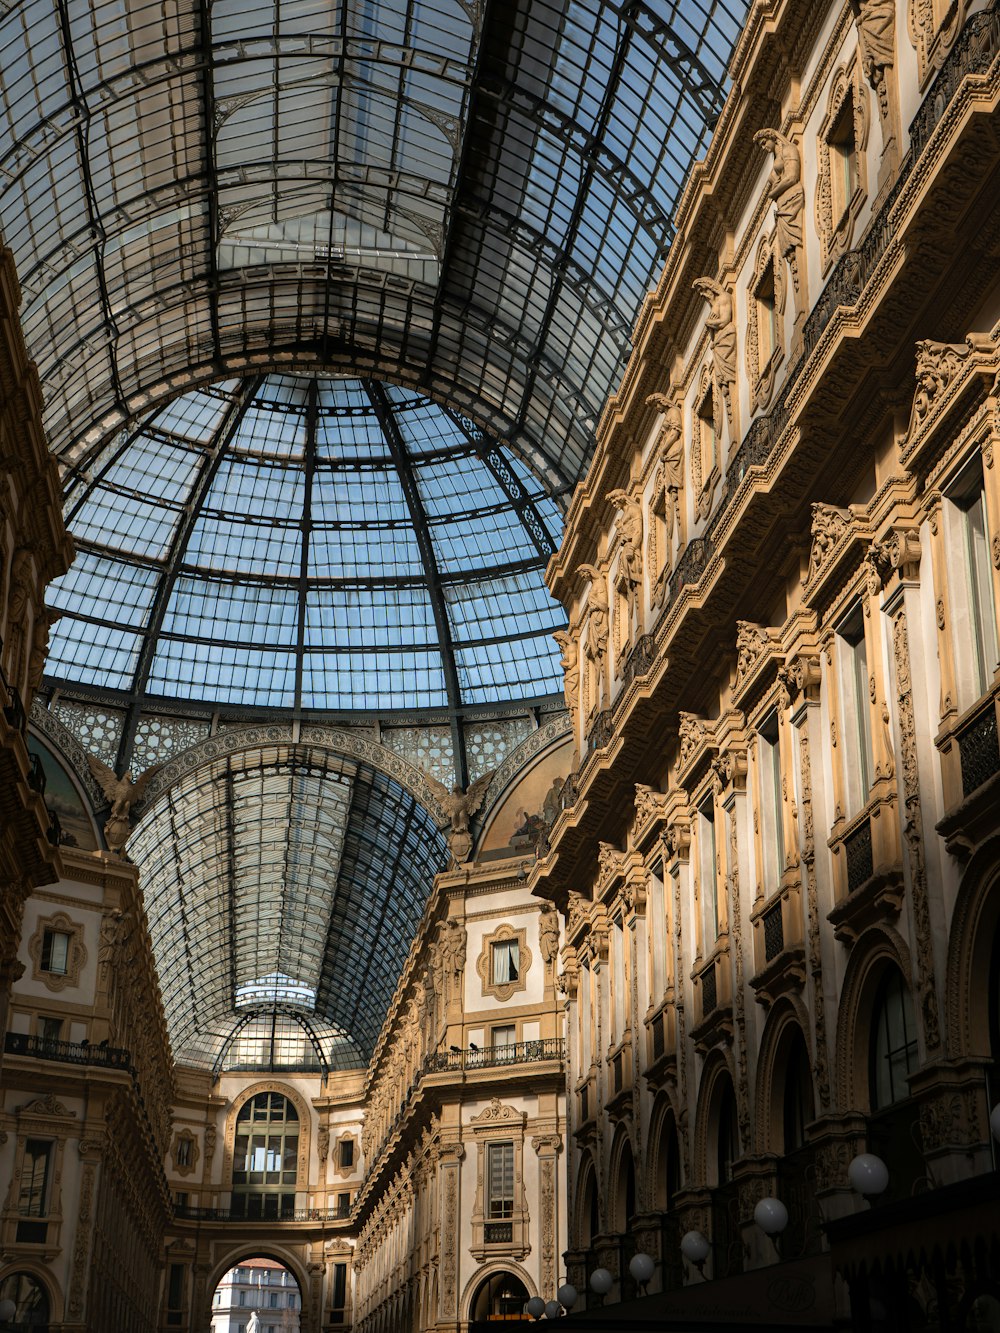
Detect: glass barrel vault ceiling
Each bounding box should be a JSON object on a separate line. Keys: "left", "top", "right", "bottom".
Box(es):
{"left": 45, "top": 374, "right": 567, "bottom": 716}
{"left": 127, "top": 742, "right": 450, "bottom": 1069}
{"left": 0, "top": 0, "right": 749, "bottom": 489}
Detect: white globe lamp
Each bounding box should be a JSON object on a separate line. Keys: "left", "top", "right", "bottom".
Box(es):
{"left": 525, "top": 1296, "right": 545, "bottom": 1320}
{"left": 680, "top": 1229, "right": 710, "bottom": 1264}
{"left": 543, "top": 1299, "right": 562, "bottom": 1319}
{"left": 589, "top": 1267, "right": 613, "bottom": 1296}
{"left": 629, "top": 1252, "right": 655, "bottom": 1286}
{"left": 990, "top": 1103, "right": 1000, "bottom": 1144}
{"left": 847, "top": 1152, "right": 890, "bottom": 1198}
{"left": 754, "top": 1196, "right": 789, "bottom": 1235}
{"left": 556, "top": 1283, "right": 578, "bottom": 1310}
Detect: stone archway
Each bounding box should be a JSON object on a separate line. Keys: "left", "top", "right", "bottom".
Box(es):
{"left": 196, "top": 1246, "right": 313, "bottom": 1333}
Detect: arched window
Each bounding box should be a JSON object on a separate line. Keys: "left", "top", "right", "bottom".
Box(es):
{"left": 869, "top": 970, "right": 918, "bottom": 1110}
{"left": 0, "top": 1271, "right": 50, "bottom": 1329}
{"left": 782, "top": 1030, "right": 815, "bottom": 1153}
{"left": 470, "top": 1272, "right": 529, "bottom": 1321}
{"left": 231, "top": 1092, "right": 299, "bottom": 1220}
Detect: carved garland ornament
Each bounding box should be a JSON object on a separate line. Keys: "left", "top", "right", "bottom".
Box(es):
{"left": 746, "top": 238, "right": 785, "bottom": 411}
{"left": 903, "top": 339, "right": 971, "bottom": 443}
{"left": 908, "top": 0, "right": 966, "bottom": 85}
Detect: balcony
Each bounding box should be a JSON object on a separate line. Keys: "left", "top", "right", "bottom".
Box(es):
{"left": 173, "top": 1202, "right": 351, "bottom": 1224}
{"left": 423, "top": 1038, "right": 564, "bottom": 1074}
{"left": 4, "top": 1031, "right": 131, "bottom": 1070}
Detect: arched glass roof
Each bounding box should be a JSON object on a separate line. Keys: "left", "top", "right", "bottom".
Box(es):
{"left": 127, "top": 741, "right": 449, "bottom": 1069}
{"left": 45, "top": 374, "right": 566, "bottom": 722}
{"left": 0, "top": 0, "right": 748, "bottom": 486}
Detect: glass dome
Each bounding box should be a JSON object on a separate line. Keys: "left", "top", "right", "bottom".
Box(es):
{"left": 46, "top": 375, "right": 567, "bottom": 717}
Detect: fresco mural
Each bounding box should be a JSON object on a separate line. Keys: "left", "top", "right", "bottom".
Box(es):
{"left": 27, "top": 735, "right": 99, "bottom": 851}
{"left": 479, "top": 737, "right": 574, "bottom": 855}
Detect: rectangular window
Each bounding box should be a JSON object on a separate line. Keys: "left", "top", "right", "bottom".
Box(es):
{"left": 840, "top": 607, "right": 874, "bottom": 813}
{"left": 491, "top": 939, "right": 519, "bottom": 985}
{"left": 612, "top": 916, "right": 626, "bottom": 1036}
{"left": 755, "top": 266, "right": 779, "bottom": 375}
{"left": 176, "top": 1137, "right": 192, "bottom": 1168}
{"left": 269, "top": 1292, "right": 278, "bottom": 1308}
{"left": 759, "top": 712, "right": 784, "bottom": 889}
{"left": 830, "top": 94, "right": 858, "bottom": 223}
{"left": 699, "top": 798, "right": 719, "bottom": 950}
{"left": 957, "top": 470, "right": 998, "bottom": 699}
{"left": 487, "top": 1141, "right": 515, "bottom": 1219}
{"left": 40, "top": 1016, "right": 62, "bottom": 1045}
{"left": 40, "top": 929, "right": 70, "bottom": 975}
{"left": 18, "top": 1140, "right": 51, "bottom": 1216}
{"left": 331, "top": 1262, "right": 347, "bottom": 1311}
{"left": 168, "top": 1264, "right": 185, "bottom": 1311}
{"left": 491, "top": 1024, "right": 516, "bottom": 1054}
{"left": 649, "top": 862, "right": 666, "bottom": 998}
{"left": 338, "top": 1138, "right": 354, "bottom": 1169}
{"left": 337, "top": 1191, "right": 350, "bottom": 1213}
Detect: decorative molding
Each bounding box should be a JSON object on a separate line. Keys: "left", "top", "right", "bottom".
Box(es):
{"left": 475, "top": 923, "right": 531, "bottom": 1003}
{"left": 138, "top": 724, "right": 450, "bottom": 826}
{"left": 26, "top": 909, "right": 87, "bottom": 992}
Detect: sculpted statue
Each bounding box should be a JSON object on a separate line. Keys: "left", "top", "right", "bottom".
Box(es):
{"left": 648, "top": 396, "right": 685, "bottom": 540}
{"left": 553, "top": 630, "right": 580, "bottom": 715}
{"left": 579, "top": 564, "right": 610, "bottom": 712}
{"left": 754, "top": 128, "right": 804, "bottom": 291}
{"left": 692, "top": 278, "right": 737, "bottom": 435}
{"left": 439, "top": 919, "right": 467, "bottom": 981}
{"left": 607, "top": 489, "right": 643, "bottom": 591}
{"left": 538, "top": 901, "right": 560, "bottom": 966}
{"left": 27, "top": 606, "right": 61, "bottom": 695}
{"left": 86, "top": 757, "right": 161, "bottom": 854}
{"left": 6, "top": 546, "right": 32, "bottom": 629}
{"left": 424, "top": 771, "right": 493, "bottom": 864}
{"left": 850, "top": 0, "right": 895, "bottom": 119}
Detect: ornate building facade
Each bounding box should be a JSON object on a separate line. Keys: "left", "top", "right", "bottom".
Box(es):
{"left": 0, "top": 0, "right": 998, "bottom": 1330}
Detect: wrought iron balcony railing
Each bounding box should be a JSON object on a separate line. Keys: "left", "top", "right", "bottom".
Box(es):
{"left": 4, "top": 1030, "right": 131, "bottom": 1069}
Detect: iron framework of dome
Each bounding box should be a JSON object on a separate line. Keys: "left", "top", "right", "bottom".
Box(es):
{"left": 44, "top": 373, "right": 567, "bottom": 780}
{"left": 127, "top": 740, "right": 450, "bottom": 1070}
{"left": 0, "top": 0, "right": 748, "bottom": 490}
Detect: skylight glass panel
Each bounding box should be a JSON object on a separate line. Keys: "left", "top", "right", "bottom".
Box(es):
{"left": 152, "top": 389, "right": 233, "bottom": 442}
{"left": 50, "top": 374, "right": 573, "bottom": 710}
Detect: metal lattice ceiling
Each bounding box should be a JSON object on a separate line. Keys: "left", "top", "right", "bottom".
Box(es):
{"left": 128, "top": 741, "right": 449, "bottom": 1069}
{"left": 0, "top": 0, "right": 748, "bottom": 490}
{"left": 45, "top": 375, "right": 566, "bottom": 734}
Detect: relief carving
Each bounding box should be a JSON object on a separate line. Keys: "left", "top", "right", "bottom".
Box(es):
{"left": 807, "top": 503, "right": 852, "bottom": 583}
{"left": 580, "top": 564, "right": 610, "bottom": 713}
{"left": 608, "top": 488, "right": 644, "bottom": 642}
{"left": 904, "top": 339, "right": 971, "bottom": 441}
{"left": 735, "top": 621, "right": 770, "bottom": 684}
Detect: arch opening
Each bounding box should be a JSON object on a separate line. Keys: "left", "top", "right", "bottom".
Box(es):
{"left": 211, "top": 1257, "right": 302, "bottom": 1333}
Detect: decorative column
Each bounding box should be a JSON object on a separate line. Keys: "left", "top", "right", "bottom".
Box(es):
{"left": 875, "top": 530, "right": 943, "bottom": 1055}
{"left": 532, "top": 1134, "right": 563, "bottom": 1302}
{"left": 785, "top": 654, "right": 833, "bottom": 1112}
{"left": 436, "top": 1143, "right": 465, "bottom": 1325}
